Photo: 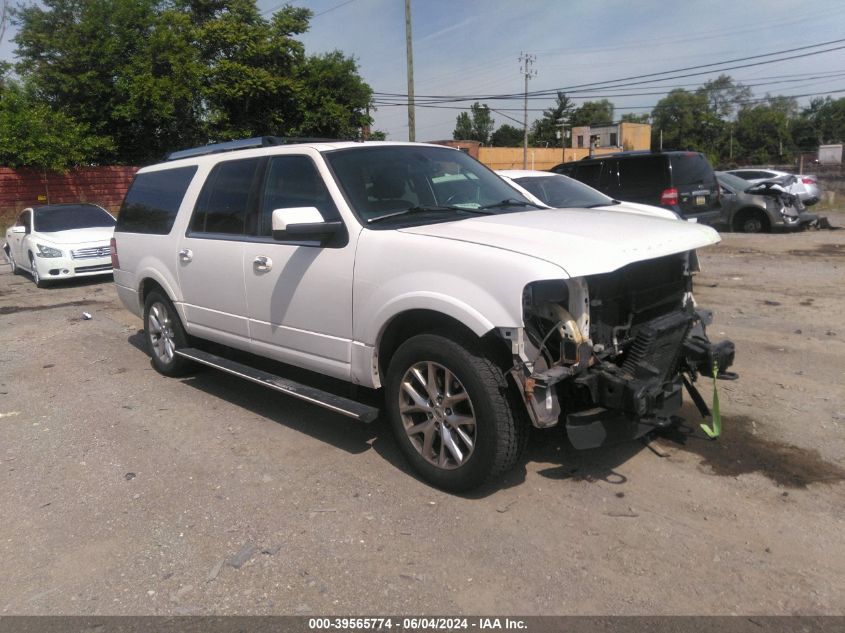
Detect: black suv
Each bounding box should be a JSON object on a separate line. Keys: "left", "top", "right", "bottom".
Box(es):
{"left": 551, "top": 150, "right": 721, "bottom": 225}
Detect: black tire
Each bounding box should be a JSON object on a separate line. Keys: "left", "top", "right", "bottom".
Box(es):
{"left": 734, "top": 209, "right": 769, "bottom": 233}
{"left": 143, "top": 289, "right": 194, "bottom": 377}
{"left": 29, "top": 254, "right": 46, "bottom": 288}
{"left": 386, "top": 331, "right": 525, "bottom": 491}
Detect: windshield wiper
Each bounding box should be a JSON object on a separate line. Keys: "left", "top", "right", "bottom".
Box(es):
{"left": 367, "top": 205, "right": 493, "bottom": 224}
{"left": 478, "top": 198, "right": 539, "bottom": 210}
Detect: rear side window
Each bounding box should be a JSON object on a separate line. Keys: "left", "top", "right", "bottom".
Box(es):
{"left": 670, "top": 153, "right": 716, "bottom": 186}
{"left": 618, "top": 156, "right": 667, "bottom": 190}
{"left": 574, "top": 162, "right": 602, "bottom": 188}
{"left": 190, "top": 158, "right": 263, "bottom": 235}
{"left": 116, "top": 166, "right": 197, "bottom": 234}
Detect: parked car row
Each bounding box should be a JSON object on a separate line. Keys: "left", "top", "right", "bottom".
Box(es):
{"left": 550, "top": 150, "right": 820, "bottom": 233}
{"left": 2, "top": 150, "right": 822, "bottom": 292}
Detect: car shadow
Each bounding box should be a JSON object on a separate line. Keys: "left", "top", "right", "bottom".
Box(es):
{"left": 125, "top": 331, "right": 654, "bottom": 496}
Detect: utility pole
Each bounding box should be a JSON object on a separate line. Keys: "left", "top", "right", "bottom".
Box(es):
{"left": 405, "top": 0, "right": 416, "bottom": 142}
{"left": 519, "top": 52, "right": 536, "bottom": 169}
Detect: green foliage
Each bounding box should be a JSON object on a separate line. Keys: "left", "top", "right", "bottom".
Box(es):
{"left": 569, "top": 99, "right": 614, "bottom": 127}
{"left": 529, "top": 92, "right": 574, "bottom": 146}
{"left": 0, "top": 81, "right": 113, "bottom": 170}
{"left": 490, "top": 124, "right": 524, "bottom": 147}
{"left": 696, "top": 74, "right": 751, "bottom": 120}
{"left": 452, "top": 102, "right": 494, "bottom": 144}
{"left": 620, "top": 113, "right": 649, "bottom": 123}
{"left": 293, "top": 51, "right": 373, "bottom": 139}
{"left": 734, "top": 103, "right": 792, "bottom": 164}
{"left": 9, "top": 0, "right": 374, "bottom": 166}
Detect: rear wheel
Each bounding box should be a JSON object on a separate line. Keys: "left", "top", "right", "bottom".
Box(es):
{"left": 143, "top": 290, "right": 194, "bottom": 376}
{"left": 734, "top": 209, "right": 769, "bottom": 233}
{"left": 386, "top": 331, "right": 525, "bottom": 491}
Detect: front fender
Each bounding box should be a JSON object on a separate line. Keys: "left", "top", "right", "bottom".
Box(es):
{"left": 353, "top": 229, "right": 567, "bottom": 346}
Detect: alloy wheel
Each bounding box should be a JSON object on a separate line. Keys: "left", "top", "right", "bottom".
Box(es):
{"left": 398, "top": 361, "right": 477, "bottom": 470}
{"left": 147, "top": 301, "right": 176, "bottom": 364}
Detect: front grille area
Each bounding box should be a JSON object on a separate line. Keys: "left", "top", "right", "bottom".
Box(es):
{"left": 74, "top": 264, "right": 112, "bottom": 273}
{"left": 586, "top": 253, "right": 690, "bottom": 349}
{"left": 71, "top": 245, "right": 111, "bottom": 260}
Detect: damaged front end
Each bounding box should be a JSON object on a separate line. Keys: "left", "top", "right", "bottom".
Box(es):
{"left": 505, "top": 251, "right": 736, "bottom": 449}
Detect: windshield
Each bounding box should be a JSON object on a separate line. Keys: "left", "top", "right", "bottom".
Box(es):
{"left": 324, "top": 145, "right": 537, "bottom": 226}
{"left": 34, "top": 204, "right": 116, "bottom": 232}
{"left": 513, "top": 174, "right": 613, "bottom": 208}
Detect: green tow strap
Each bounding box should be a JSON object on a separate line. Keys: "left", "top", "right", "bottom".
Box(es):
{"left": 699, "top": 363, "right": 722, "bottom": 439}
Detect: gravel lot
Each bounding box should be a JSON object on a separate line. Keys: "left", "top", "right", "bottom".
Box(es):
{"left": 1, "top": 214, "right": 844, "bottom": 616}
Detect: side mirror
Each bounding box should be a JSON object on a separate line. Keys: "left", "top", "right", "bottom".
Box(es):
{"left": 10, "top": 225, "right": 26, "bottom": 234}
{"left": 271, "top": 207, "right": 344, "bottom": 246}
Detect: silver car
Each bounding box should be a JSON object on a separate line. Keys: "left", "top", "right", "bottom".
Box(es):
{"left": 716, "top": 172, "right": 817, "bottom": 233}
{"left": 724, "top": 168, "right": 820, "bottom": 206}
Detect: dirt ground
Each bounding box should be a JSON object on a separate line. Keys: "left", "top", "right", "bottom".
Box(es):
{"left": 1, "top": 213, "right": 844, "bottom": 616}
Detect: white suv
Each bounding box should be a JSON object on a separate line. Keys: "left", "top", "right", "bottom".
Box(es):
{"left": 113, "top": 138, "right": 736, "bottom": 491}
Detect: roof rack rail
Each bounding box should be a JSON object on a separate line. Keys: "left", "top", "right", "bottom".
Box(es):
{"left": 166, "top": 136, "right": 346, "bottom": 161}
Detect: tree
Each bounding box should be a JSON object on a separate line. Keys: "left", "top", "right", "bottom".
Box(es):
{"left": 792, "top": 97, "right": 845, "bottom": 149}
{"left": 620, "top": 113, "right": 649, "bottom": 123}
{"left": 0, "top": 81, "right": 113, "bottom": 170}
{"left": 569, "top": 99, "right": 614, "bottom": 127}
{"left": 490, "top": 124, "right": 523, "bottom": 147}
{"left": 292, "top": 51, "right": 374, "bottom": 139}
{"left": 734, "top": 103, "right": 791, "bottom": 164}
{"left": 11, "top": 0, "right": 375, "bottom": 165}
{"left": 452, "top": 102, "right": 494, "bottom": 144}
{"left": 697, "top": 74, "right": 751, "bottom": 120}
{"left": 651, "top": 88, "right": 721, "bottom": 153}
{"left": 529, "top": 91, "right": 574, "bottom": 146}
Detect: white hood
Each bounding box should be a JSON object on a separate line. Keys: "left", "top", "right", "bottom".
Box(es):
{"left": 36, "top": 226, "right": 115, "bottom": 245}
{"left": 399, "top": 208, "right": 720, "bottom": 277}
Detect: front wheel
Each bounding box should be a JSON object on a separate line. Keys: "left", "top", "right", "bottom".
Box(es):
{"left": 386, "top": 332, "right": 525, "bottom": 491}
{"left": 29, "top": 254, "right": 46, "bottom": 288}
{"left": 143, "top": 290, "right": 194, "bottom": 377}
{"left": 7, "top": 250, "right": 19, "bottom": 275}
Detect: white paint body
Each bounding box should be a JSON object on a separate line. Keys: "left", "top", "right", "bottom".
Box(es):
{"left": 114, "top": 142, "right": 721, "bottom": 390}
{"left": 4, "top": 207, "right": 115, "bottom": 283}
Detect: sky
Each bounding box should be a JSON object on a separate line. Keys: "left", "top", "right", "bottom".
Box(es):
{"left": 2, "top": 0, "right": 844, "bottom": 141}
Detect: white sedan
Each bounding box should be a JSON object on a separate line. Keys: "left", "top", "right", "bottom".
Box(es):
{"left": 497, "top": 169, "right": 683, "bottom": 221}
{"left": 4, "top": 203, "right": 116, "bottom": 287}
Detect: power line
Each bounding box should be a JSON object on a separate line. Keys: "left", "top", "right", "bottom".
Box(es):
{"left": 372, "top": 38, "right": 845, "bottom": 103}
{"left": 373, "top": 87, "right": 845, "bottom": 114}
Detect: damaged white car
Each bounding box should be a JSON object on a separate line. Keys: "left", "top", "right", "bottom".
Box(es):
{"left": 113, "top": 139, "right": 736, "bottom": 491}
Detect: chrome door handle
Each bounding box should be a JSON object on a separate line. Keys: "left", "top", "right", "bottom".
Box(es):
{"left": 253, "top": 255, "right": 272, "bottom": 271}
{"left": 178, "top": 248, "right": 193, "bottom": 262}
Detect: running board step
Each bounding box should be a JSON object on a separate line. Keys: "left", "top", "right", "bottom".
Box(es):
{"left": 175, "top": 348, "right": 379, "bottom": 423}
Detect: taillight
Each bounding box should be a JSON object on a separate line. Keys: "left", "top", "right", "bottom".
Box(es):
{"left": 660, "top": 187, "right": 679, "bottom": 206}
{"left": 801, "top": 177, "right": 816, "bottom": 185}
{"left": 110, "top": 237, "right": 120, "bottom": 270}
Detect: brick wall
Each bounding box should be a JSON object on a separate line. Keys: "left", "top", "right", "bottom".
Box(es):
{"left": 0, "top": 166, "right": 138, "bottom": 225}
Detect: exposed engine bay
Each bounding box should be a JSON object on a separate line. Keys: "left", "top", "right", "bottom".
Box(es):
{"left": 506, "top": 251, "right": 736, "bottom": 449}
